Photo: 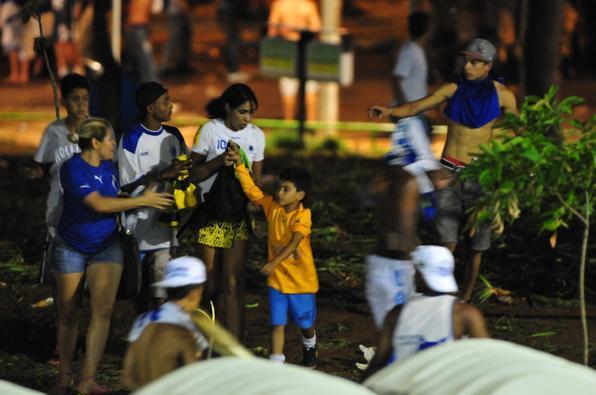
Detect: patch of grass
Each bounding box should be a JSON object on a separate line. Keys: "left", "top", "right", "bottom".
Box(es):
{"left": 313, "top": 137, "right": 345, "bottom": 153}
{"left": 266, "top": 130, "right": 304, "bottom": 152}
{"left": 529, "top": 331, "right": 557, "bottom": 337}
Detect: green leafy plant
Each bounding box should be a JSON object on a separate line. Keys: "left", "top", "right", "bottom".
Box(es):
{"left": 463, "top": 86, "right": 595, "bottom": 364}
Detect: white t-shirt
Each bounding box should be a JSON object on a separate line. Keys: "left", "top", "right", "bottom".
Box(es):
{"left": 33, "top": 119, "right": 81, "bottom": 227}
{"left": 393, "top": 294, "right": 456, "bottom": 361}
{"left": 392, "top": 41, "right": 428, "bottom": 103}
{"left": 192, "top": 119, "right": 265, "bottom": 198}
{"left": 118, "top": 123, "right": 189, "bottom": 251}
{"left": 384, "top": 116, "right": 440, "bottom": 194}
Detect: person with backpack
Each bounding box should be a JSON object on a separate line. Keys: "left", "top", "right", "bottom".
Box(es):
{"left": 188, "top": 83, "right": 265, "bottom": 340}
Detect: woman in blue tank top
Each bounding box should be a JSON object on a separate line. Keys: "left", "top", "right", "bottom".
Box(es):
{"left": 52, "top": 118, "right": 174, "bottom": 395}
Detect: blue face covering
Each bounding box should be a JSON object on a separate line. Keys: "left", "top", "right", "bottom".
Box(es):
{"left": 443, "top": 74, "right": 502, "bottom": 128}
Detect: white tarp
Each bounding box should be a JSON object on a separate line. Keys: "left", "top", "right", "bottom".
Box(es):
{"left": 363, "top": 338, "right": 596, "bottom": 395}
{"left": 0, "top": 381, "right": 44, "bottom": 395}
{"left": 135, "top": 357, "right": 376, "bottom": 395}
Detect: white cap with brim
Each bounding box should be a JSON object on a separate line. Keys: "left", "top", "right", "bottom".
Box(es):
{"left": 152, "top": 256, "right": 206, "bottom": 288}
{"left": 411, "top": 245, "right": 458, "bottom": 293}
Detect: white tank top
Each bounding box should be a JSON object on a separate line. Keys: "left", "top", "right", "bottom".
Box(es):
{"left": 392, "top": 294, "right": 456, "bottom": 361}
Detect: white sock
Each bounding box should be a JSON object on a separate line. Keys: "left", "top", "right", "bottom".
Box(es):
{"left": 302, "top": 333, "right": 316, "bottom": 350}
{"left": 269, "top": 353, "right": 285, "bottom": 363}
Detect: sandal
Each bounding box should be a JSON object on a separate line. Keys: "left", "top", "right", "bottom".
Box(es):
{"left": 76, "top": 376, "right": 112, "bottom": 395}
{"left": 49, "top": 371, "right": 74, "bottom": 395}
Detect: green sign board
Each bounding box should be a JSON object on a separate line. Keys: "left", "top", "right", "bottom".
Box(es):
{"left": 259, "top": 37, "right": 297, "bottom": 78}
{"left": 259, "top": 38, "right": 353, "bottom": 86}
{"left": 307, "top": 42, "right": 341, "bottom": 81}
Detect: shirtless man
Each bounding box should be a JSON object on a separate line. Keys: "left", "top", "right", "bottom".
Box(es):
{"left": 369, "top": 39, "right": 518, "bottom": 302}
{"left": 365, "top": 165, "right": 420, "bottom": 329}
{"left": 122, "top": 256, "right": 209, "bottom": 390}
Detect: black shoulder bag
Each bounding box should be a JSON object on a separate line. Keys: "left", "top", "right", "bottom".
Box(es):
{"left": 116, "top": 214, "right": 142, "bottom": 300}
{"left": 203, "top": 165, "right": 249, "bottom": 221}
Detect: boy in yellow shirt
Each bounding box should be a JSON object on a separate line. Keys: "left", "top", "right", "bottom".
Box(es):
{"left": 230, "top": 143, "right": 318, "bottom": 368}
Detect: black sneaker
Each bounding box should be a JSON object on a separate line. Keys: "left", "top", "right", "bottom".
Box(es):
{"left": 301, "top": 346, "right": 318, "bottom": 369}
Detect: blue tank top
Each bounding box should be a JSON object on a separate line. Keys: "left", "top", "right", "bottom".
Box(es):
{"left": 443, "top": 74, "right": 502, "bottom": 128}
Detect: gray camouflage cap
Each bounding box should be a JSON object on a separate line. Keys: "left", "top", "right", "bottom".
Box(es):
{"left": 460, "top": 38, "right": 496, "bottom": 63}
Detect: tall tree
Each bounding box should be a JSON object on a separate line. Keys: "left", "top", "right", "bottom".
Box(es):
{"left": 522, "top": 0, "right": 564, "bottom": 96}
{"left": 91, "top": 0, "right": 121, "bottom": 133}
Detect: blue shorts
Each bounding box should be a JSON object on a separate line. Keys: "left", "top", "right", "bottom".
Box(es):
{"left": 52, "top": 234, "right": 123, "bottom": 273}
{"left": 268, "top": 287, "right": 316, "bottom": 329}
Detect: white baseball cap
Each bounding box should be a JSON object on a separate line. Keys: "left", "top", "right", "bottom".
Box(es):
{"left": 411, "top": 245, "right": 458, "bottom": 292}
{"left": 152, "top": 256, "right": 206, "bottom": 288}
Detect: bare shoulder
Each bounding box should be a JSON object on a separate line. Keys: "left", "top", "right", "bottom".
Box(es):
{"left": 454, "top": 301, "right": 485, "bottom": 322}
{"left": 436, "top": 82, "right": 458, "bottom": 99}
{"left": 493, "top": 81, "right": 515, "bottom": 100}
{"left": 493, "top": 81, "right": 518, "bottom": 113}
{"left": 493, "top": 80, "right": 512, "bottom": 94}
{"left": 454, "top": 301, "right": 489, "bottom": 338}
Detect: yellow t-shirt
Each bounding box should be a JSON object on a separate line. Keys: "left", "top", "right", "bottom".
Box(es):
{"left": 236, "top": 164, "right": 318, "bottom": 294}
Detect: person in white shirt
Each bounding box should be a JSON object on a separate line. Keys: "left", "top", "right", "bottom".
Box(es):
{"left": 188, "top": 83, "right": 265, "bottom": 340}
{"left": 118, "top": 81, "right": 190, "bottom": 313}
{"left": 23, "top": 73, "right": 90, "bottom": 282}
{"left": 392, "top": 12, "right": 430, "bottom": 106}
{"left": 363, "top": 245, "right": 489, "bottom": 379}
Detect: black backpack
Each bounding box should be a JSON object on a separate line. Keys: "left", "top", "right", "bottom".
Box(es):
{"left": 203, "top": 165, "right": 248, "bottom": 221}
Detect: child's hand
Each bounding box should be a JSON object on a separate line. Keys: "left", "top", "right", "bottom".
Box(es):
{"left": 260, "top": 261, "right": 279, "bottom": 276}
{"left": 223, "top": 148, "right": 239, "bottom": 166}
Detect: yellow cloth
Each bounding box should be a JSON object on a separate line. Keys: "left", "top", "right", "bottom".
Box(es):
{"left": 173, "top": 154, "right": 198, "bottom": 210}
{"left": 236, "top": 164, "right": 318, "bottom": 294}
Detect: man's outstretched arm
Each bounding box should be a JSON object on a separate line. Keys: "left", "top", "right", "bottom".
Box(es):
{"left": 368, "top": 82, "right": 457, "bottom": 120}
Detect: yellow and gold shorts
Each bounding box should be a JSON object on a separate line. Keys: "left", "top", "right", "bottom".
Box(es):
{"left": 194, "top": 219, "right": 250, "bottom": 249}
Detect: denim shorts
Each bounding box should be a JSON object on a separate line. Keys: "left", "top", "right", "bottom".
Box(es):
{"left": 52, "top": 234, "right": 123, "bottom": 273}
{"left": 268, "top": 287, "right": 316, "bottom": 329}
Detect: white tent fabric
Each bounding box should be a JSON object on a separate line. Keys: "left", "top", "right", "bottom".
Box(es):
{"left": 135, "top": 357, "right": 376, "bottom": 395}
{"left": 363, "top": 339, "right": 596, "bottom": 395}
{"left": 0, "top": 381, "right": 44, "bottom": 395}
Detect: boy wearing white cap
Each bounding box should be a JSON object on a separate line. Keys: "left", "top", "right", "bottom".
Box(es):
{"left": 364, "top": 246, "right": 489, "bottom": 379}
{"left": 122, "top": 256, "right": 209, "bottom": 390}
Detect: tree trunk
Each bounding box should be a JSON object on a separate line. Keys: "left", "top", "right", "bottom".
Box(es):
{"left": 579, "top": 194, "right": 591, "bottom": 365}
{"left": 91, "top": 0, "right": 121, "bottom": 133}
{"left": 523, "top": 0, "right": 564, "bottom": 96}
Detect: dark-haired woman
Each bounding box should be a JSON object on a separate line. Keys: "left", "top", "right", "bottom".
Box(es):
{"left": 189, "top": 84, "right": 265, "bottom": 339}
{"left": 52, "top": 118, "right": 173, "bottom": 395}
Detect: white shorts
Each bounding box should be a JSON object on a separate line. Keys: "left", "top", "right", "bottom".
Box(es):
{"left": 365, "top": 254, "right": 415, "bottom": 328}
{"left": 279, "top": 76, "right": 319, "bottom": 96}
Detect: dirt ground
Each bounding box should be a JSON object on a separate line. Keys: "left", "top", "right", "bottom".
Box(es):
{"left": 0, "top": 0, "right": 595, "bottom": 393}
{"left": 0, "top": 154, "right": 595, "bottom": 394}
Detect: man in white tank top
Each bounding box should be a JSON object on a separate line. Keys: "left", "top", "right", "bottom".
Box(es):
{"left": 364, "top": 245, "right": 489, "bottom": 379}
